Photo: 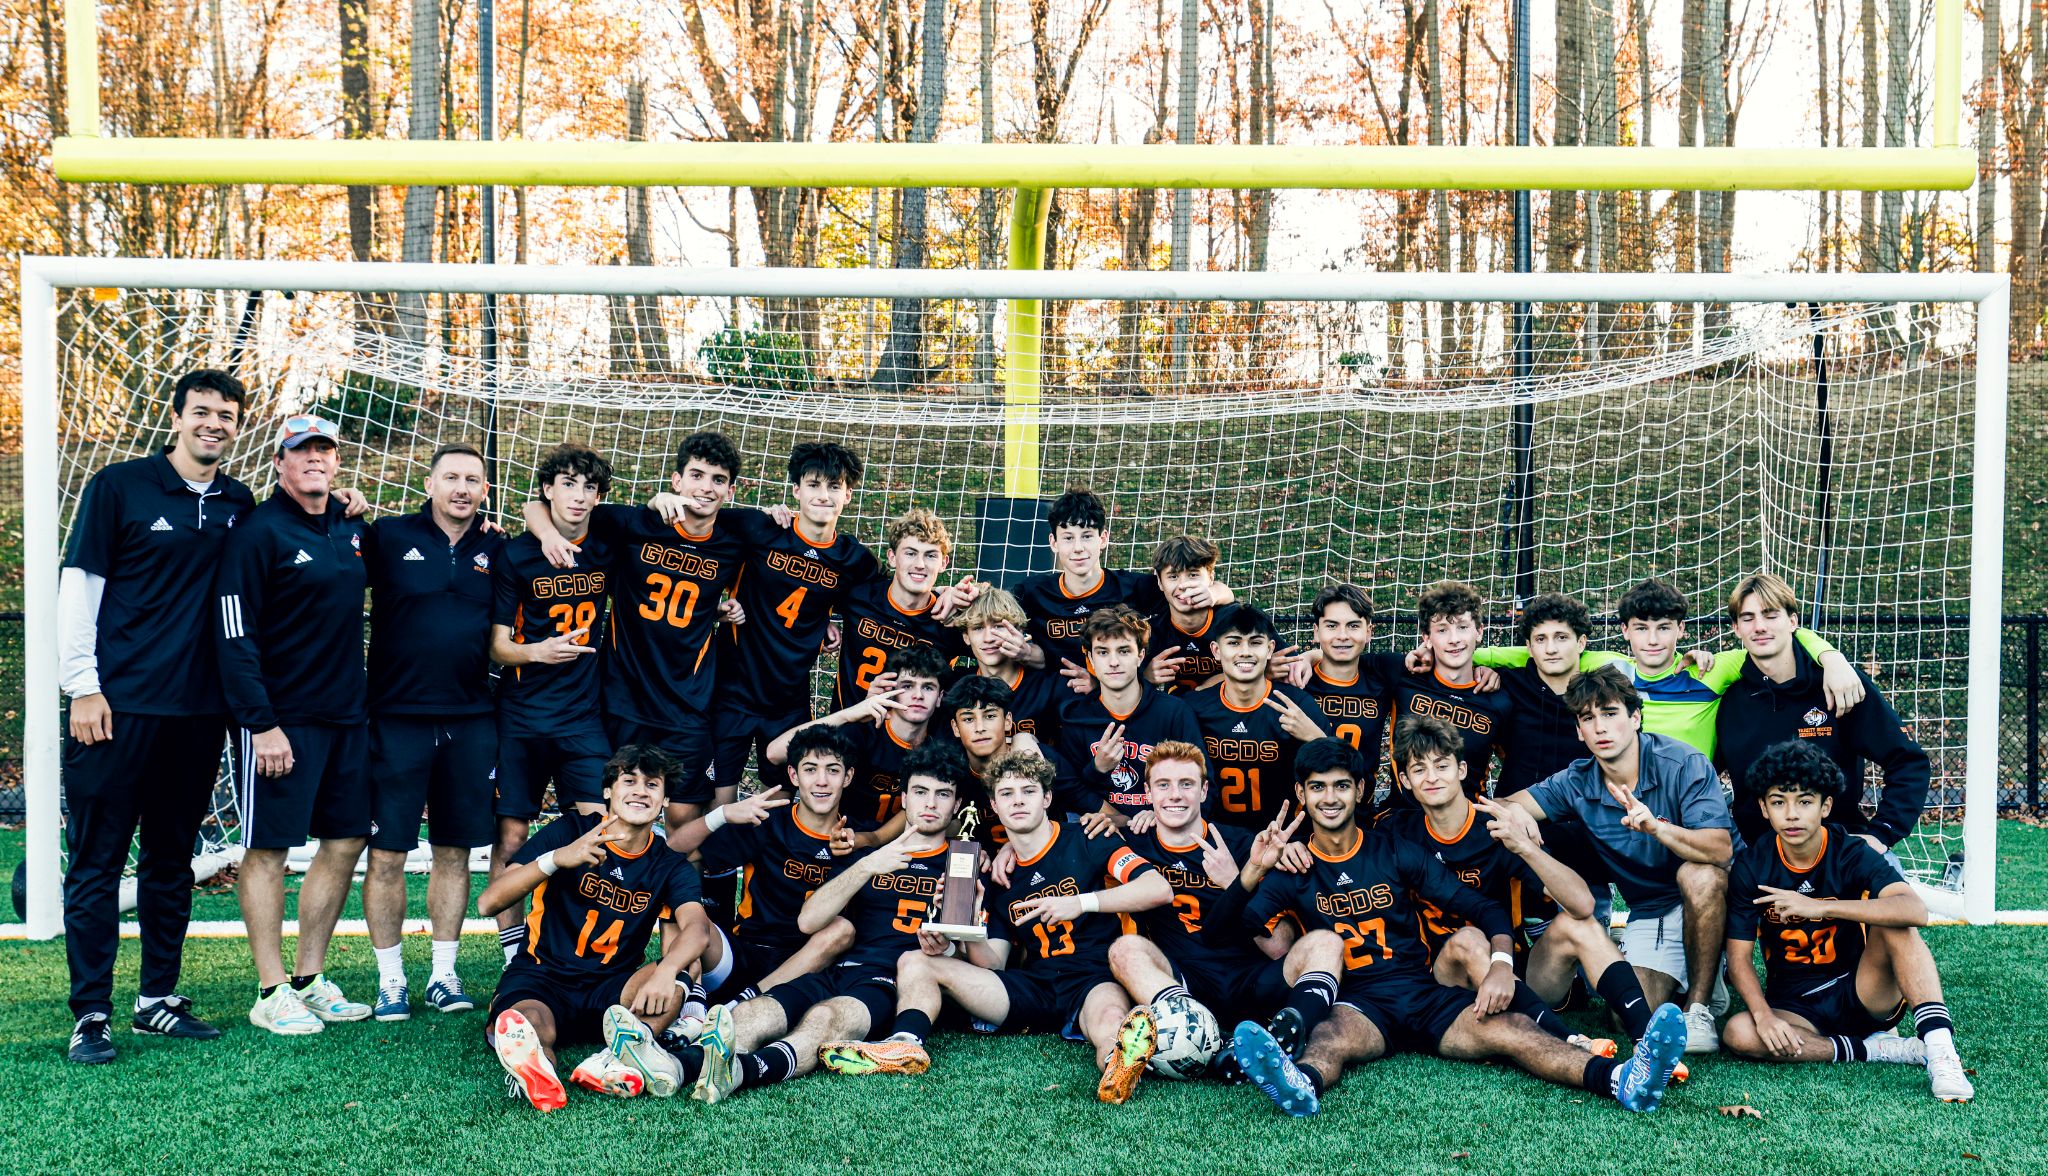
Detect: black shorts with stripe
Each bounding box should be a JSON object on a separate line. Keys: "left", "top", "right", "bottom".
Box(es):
{"left": 1179, "top": 956, "right": 1290, "bottom": 1022}
{"left": 981, "top": 966, "right": 1118, "bottom": 1040}
{"left": 489, "top": 964, "right": 633, "bottom": 1045}
{"left": 236, "top": 721, "right": 370, "bottom": 850}
{"left": 1337, "top": 973, "right": 1476, "bottom": 1055}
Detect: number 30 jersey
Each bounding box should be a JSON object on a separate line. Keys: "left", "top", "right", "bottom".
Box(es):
{"left": 587, "top": 503, "right": 755, "bottom": 726}
{"left": 493, "top": 530, "right": 612, "bottom": 737}
{"left": 508, "top": 810, "right": 703, "bottom": 980}
{"left": 720, "top": 515, "right": 878, "bottom": 718}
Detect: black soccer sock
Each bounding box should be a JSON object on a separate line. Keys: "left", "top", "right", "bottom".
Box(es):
{"left": 890, "top": 1009, "right": 934, "bottom": 1044}
{"left": 1582, "top": 1054, "right": 1620, "bottom": 1100}
{"left": 1286, "top": 971, "right": 1340, "bottom": 1035}
{"left": 1829, "top": 1035, "right": 1869, "bottom": 1063}
{"left": 1510, "top": 981, "right": 1574, "bottom": 1040}
{"left": 739, "top": 1042, "right": 799, "bottom": 1088}
{"left": 675, "top": 1044, "right": 705, "bottom": 1084}
{"left": 1914, "top": 1002, "right": 1956, "bottom": 1053}
{"left": 259, "top": 984, "right": 281, "bottom": 1000}
{"left": 1594, "top": 960, "right": 1654, "bottom": 1040}
{"left": 1145, "top": 982, "right": 1189, "bottom": 1008}
{"left": 289, "top": 974, "right": 317, "bottom": 990}
{"left": 1300, "top": 1062, "right": 1328, "bottom": 1097}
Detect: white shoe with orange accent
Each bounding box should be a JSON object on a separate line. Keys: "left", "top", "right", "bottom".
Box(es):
{"left": 495, "top": 1010, "right": 567, "bottom": 1112}
{"left": 570, "top": 1048, "right": 645, "bottom": 1098}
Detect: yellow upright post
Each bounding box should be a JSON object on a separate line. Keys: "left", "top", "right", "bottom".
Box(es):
{"left": 65, "top": 0, "right": 98, "bottom": 136}
{"left": 1933, "top": 0, "right": 1961, "bottom": 149}
{"left": 1003, "top": 188, "right": 1052, "bottom": 498}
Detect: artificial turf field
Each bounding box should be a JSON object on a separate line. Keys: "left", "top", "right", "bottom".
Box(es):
{"left": 0, "top": 827, "right": 2043, "bottom": 1174}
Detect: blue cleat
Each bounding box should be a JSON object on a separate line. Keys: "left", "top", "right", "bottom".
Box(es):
{"left": 1615, "top": 1002, "right": 1688, "bottom": 1113}
{"left": 1233, "top": 1021, "right": 1320, "bottom": 1117}
{"left": 424, "top": 977, "right": 474, "bottom": 1014}
{"left": 373, "top": 982, "right": 411, "bottom": 1023}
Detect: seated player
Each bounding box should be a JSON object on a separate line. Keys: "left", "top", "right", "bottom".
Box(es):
{"left": 1505, "top": 665, "right": 1734, "bottom": 1053}
{"left": 1180, "top": 605, "right": 1329, "bottom": 830}
{"left": 932, "top": 674, "right": 1047, "bottom": 850}
{"left": 477, "top": 746, "right": 712, "bottom": 1112}
{"left": 667, "top": 726, "right": 867, "bottom": 1008}
{"left": 1141, "top": 535, "right": 1236, "bottom": 694}
{"left": 766, "top": 645, "right": 947, "bottom": 839}
{"left": 1229, "top": 737, "right": 1689, "bottom": 1118}
{"left": 1301, "top": 584, "right": 1405, "bottom": 785}
{"left": 951, "top": 586, "right": 1064, "bottom": 743}
{"left": 1104, "top": 742, "right": 1351, "bottom": 1079}
{"left": 832, "top": 508, "right": 982, "bottom": 711}
{"left": 1053, "top": 605, "right": 1201, "bottom": 824}
{"left": 1386, "top": 582, "right": 1515, "bottom": 802}
{"left": 1015, "top": 486, "right": 1233, "bottom": 680}
{"left": 678, "top": 744, "right": 971, "bottom": 1103}
{"left": 820, "top": 751, "right": 1175, "bottom": 1104}
{"left": 1722, "top": 741, "right": 1972, "bottom": 1102}
{"left": 1379, "top": 716, "right": 1662, "bottom": 1064}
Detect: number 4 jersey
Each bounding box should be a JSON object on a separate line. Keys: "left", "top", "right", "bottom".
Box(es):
{"left": 720, "top": 515, "right": 879, "bottom": 719}
{"left": 507, "top": 809, "right": 703, "bottom": 979}
{"left": 493, "top": 530, "right": 612, "bottom": 737}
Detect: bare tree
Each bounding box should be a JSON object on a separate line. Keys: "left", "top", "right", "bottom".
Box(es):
{"left": 1859, "top": 0, "right": 1880, "bottom": 272}
{"left": 872, "top": 0, "right": 951, "bottom": 391}
{"left": 1877, "top": 0, "right": 1910, "bottom": 272}
{"left": 610, "top": 79, "right": 671, "bottom": 375}
{"left": 398, "top": 0, "right": 441, "bottom": 347}
{"left": 1979, "top": 0, "right": 2000, "bottom": 273}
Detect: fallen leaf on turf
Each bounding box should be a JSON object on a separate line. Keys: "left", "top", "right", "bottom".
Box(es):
{"left": 1450, "top": 1152, "right": 1470, "bottom": 1161}
{"left": 1043, "top": 1084, "right": 1059, "bottom": 1091}
{"left": 343, "top": 1101, "right": 359, "bottom": 1109}
{"left": 1962, "top": 1155, "right": 1981, "bottom": 1162}
{"left": 1718, "top": 1105, "right": 1765, "bottom": 1120}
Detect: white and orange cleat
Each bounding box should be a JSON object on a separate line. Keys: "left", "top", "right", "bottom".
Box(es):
{"left": 495, "top": 1009, "right": 568, "bottom": 1112}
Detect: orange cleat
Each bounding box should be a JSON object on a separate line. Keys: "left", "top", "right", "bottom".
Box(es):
{"left": 818, "top": 1038, "right": 932, "bottom": 1076}
{"left": 1096, "top": 1005, "right": 1158, "bottom": 1105}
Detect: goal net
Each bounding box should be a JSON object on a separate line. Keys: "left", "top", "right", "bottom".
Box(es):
{"left": 17, "top": 259, "right": 2012, "bottom": 933}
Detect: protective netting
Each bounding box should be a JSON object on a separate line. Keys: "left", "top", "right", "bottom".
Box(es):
{"left": 47, "top": 283, "right": 1982, "bottom": 894}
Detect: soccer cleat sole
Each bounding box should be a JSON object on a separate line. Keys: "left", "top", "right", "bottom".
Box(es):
{"left": 495, "top": 1010, "right": 568, "bottom": 1112}
{"left": 1097, "top": 1006, "right": 1157, "bottom": 1105}
{"left": 1616, "top": 1003, "right": 1688, "bottom": 1113}
{"left": 1265, "top": 1007, "right": 1307, "bottom": 1060}
{"left": 570, "top": 1052, "right": 646, "bottom": 1099}
{"left": 1232, "top": 1021, "right": 1319, "bottom": 1117}
{"left": 604, "top": 1006, "right": 683, "bottom": 1098}
{"left": 818, "top": 1040, "right": 931, "bottom": 1076}
{"left": 691, "top": 1006, "right": 740, "bottom": 1105}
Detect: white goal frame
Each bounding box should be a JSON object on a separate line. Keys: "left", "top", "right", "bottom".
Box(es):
{"left": 14, "top": 256, "right": 2024, "bottom": 938}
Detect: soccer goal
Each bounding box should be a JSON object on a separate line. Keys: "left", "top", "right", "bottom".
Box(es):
{"left": 15, "top": 257, "right": 2020, "bottom": 938}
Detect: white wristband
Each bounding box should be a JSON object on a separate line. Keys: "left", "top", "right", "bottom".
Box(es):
{"left": 704, "top": 806, "right": 729, "bottom": 834}
{"left": 1490, "top": 951, "right": 1515, "bottom": 968}
{"left": 535, "top": 850, "right": 560, "bottom": 877}
{"left": 1079, "top": 893, "right": 1101, "bottom": 914}
{"left": 941, "top": 940, "right": 959, "bottom": 958}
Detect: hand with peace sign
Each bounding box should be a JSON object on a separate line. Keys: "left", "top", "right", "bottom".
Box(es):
{"left": 558, "top": 814, "right": 629, "bottom": 869}
{"left": 1475, "top": 793, "right": 1542, "bottom": 857}
{"left": 848, "top": 688, "right": 906, "bottom": 729}
{"left": 1092, "top": 722, "right": 1128, "bottom": 774}
{"left": 1752, "top": 884, "right": 1830, "bottom": 922}
{"left": 1060, "top": 657, "right": 1097, "bottom": 695}
{"left": 1243, "top": 801, "right": 1307, "bottom": 886}
{"left": 1144, "top": 647, "right": 1188, "bottom": 688}
{"left": 530, "top": 627, "right": 595, "bottom": 665}
{"left": 1605, "top": 778, "right": 1659, "bottom": 835}
{"left": 719, "top": 789, "right": 791, "bottom": 828}
{"left": 858, "top": 828, "right": 920, "bottom": 878}
{"left": 1196, "top": 822, "right": 1242, "bottom": 889}
{"left": 1264, "top": 689, "right": 1325, "bottom": 741}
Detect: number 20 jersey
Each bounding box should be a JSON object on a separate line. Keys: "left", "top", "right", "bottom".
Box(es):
{"left": 493, "top": 530, "right": 612, "bottom": 737}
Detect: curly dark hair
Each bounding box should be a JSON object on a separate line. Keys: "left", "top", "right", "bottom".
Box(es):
{"left": 1617, "top": 577, "right": 1689, "bottom": 624}
{"left": 787, "top": 440, "right": 864, "bottom": 486}
{"left": 675, "top": 430, "right": 741, "bottom": 479}
{"left": 1749, "top": 739, "right": 1847, "bottom": 802}
{"left": 887, "top": 644, "right": 952, "bottom": 684}
{"left": 787, "top": 724, "right": 862, "bottom": 772}
{"left": 535, "top": 441, "right": 613, "bottom": 499}
{"left": 943, "top": 674, "right": 1014, "bottom": 714}
{"left": 1518, "top": 592, "right": 1592, "bottom": 642}
{"left": 899, "top": 741, "right": 969, "bottom": 793}
{"left": 1047, "top": 486, "right": 1108, "bottom": 532}
{"left": 603, "top": 744, "right": 676, "bottom": 795}
{"left": 1417, "top": 581, "right": 1484, "bottom": 632}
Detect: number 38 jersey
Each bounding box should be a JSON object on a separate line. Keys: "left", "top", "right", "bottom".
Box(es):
{"left": 493, "top": 530, "right": 613, "bottom": 737}
{"left": 721, "top": 515, "right": 879, "bottom": 718}
{"left": 588, "top": 503, "right": 755, "bottom": 726}
{"left": 987, "top": 821, "right": 1156, "bottom": 979}
{"left": 1727, "top": 824, "right": 1904, "bottom": 999}
{"left": 508, "top": 810, "right": 703, "bottom": 980}
{"left": 1242, "top": 828, "right": 1512, "bottom": 991}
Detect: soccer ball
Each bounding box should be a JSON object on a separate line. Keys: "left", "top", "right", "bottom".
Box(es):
{"left": 1147, "top": 992, "right": 1222, "bottom": 1080}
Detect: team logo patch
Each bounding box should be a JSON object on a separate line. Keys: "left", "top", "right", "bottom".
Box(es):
{"left": 473, "top": 552, "right": 491, "bottom": 570}
{"left": 351, "top": 533, "right": 361, "bottom": 549}
{"left": 403, "top": 547, "right": 425, "bottom": 561}
{"left": 150, "top": 516, "right": 173, "bottom": 532}
{"left": 1803, "top": 707, "right": 1828, "bottom": 727}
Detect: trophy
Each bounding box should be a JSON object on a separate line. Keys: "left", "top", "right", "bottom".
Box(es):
{"left": 921, "top": 804, "right": 988, "bottom": 941}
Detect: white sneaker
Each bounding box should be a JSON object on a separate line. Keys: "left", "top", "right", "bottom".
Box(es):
{"left": 569, "top": 1048, "right": 645, "bottom": 1098}
{"left": 1683, "top": 1003, "right": 1719, "bottom": 1054}
{"left": 249, "top": 986, "right": 324, "bottom": 1036}
{"left": 296, "top": 974, "right": 372, "bottom": 1023}
{"left": 1864, "top": 1032, "right": 1928, "bottom": 1065}
{"left": 1927, "top": 1049, "right": 1975, "bottom": 1102}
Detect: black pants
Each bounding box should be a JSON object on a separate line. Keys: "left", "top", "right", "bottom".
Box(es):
{"left": 63, "top": 713, "right": 225, "bottom": 1019}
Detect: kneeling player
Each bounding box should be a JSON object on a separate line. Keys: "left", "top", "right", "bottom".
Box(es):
{"left": 821, "top": 751, "right": 1175, "bottom": 1103}
{"left": 1229, "top": 738, "right": 1688, "bottom": 1117}
{"left": 1722, "top": 741, "right": 1973, "bottom": 1101}
{"left": 477, "top": 746, "right": 711, "bottom": 1111}
{"left": 676, "top": 744, "right": 969, "bottom": 1103}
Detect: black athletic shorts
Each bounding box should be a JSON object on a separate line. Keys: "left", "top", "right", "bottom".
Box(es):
{"left": 489, "top": 964, "right": 633, "bottom": 1044}
{"left": 703, "top": 929, "right": 799, "bottom": 1005}
{"left": 605, "top": 711, "right": 715, "bottom": 807}
{"left": 1338, "top": 974, "right": 1476, "bottom": 1055}
{"left": 1768, "top": 973, "right": 1906, "bottom": 1039}
{"left": 711, "top": 705, "right": 809, "bottom": 796}
{"left": 1180, "top": 957, "right": 1290, "bottom": 1022}
{"left": 766, "top": 961, "right": 898, "bottom": 1032}
{"left": 983, "top": 966, "right": 1116, "bottom": 1040}
{"left": 494, "top": 718, "right": 610, "bottom": 820}
{"left": 236, "top": 722, "right": 370, "bottom": 850}
{"left": 368, "top": 715, "right": 496, "bottom": 851}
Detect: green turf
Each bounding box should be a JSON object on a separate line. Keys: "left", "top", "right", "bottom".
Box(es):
{"left": 0, "top": 928, "right": 2040, "bottom": 1175}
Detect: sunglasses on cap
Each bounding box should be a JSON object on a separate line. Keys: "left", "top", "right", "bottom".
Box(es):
{"left": 276, "top": 415, "right": 342, "bottom": 450}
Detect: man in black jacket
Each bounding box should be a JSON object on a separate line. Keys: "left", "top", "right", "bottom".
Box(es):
{"left": 214, "top": 415, "right": 375, "bottom": 1036}
{"left": 1714, "top": 573, "right": 1931, "bottom": 856}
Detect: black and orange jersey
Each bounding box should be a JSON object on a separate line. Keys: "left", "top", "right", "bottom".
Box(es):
{"left": 1387, "top": 670, "right": 1516, "bottom": 801}
{"left": 1015, "top": 569, "right": 1166, "bottom": 671}
{"left": 1052, "top": 685, "right": 1202, "bottom": 818}
{"left": 1242, "top": 827, "right": 1512, "bottom": 990}
{"left": 1306, "top": 654, "right": 1404, "bottom": 785}
{"left": 699, "top": 804, "right": 848, "bottom": 954}
{"left": 990, "top": 666, "right": 1065, "bottom": 744}
{"left": 986, "top": 821, "right": 1156, "bottom": 980}
{"left": 1375, "top": 805, "right": 1545, "bottom": 956}
{"left": 508, "top": 810, "right": 702, "bottom": 980}
{"left": 720, "top": 515, "right": 878, "bottom": 718}
{"left": 839, "top": 720, "right": 926, "bottom": 829}
{"left": 1727, "top": 824, "right": 1904, "bottom": 999}
{"left": 839, "top": 842, "right": 953, "bottom": 966}
{"left": 833, "top": 577, "right": 969, "bottom": 710}
{"left": 492, "top": 531, "right": 611, "bottom": 737}
{"left": 1182, "top": 681, "right": 1330, "bottom": 831}
{"left": 1128, "top": 821, "right": 1266, "bottom": 975}
{"left": 1142, "top": 604, "right": 1238, "bottom": 695}
{"left": 587, "top": 503, "right": 754, "bottom": 726}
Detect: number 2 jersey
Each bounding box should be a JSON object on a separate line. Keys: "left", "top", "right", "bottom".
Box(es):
{"left": 1242, "top": 827, "right": 1512, "bottom": 991}
{"left": 987, "top": 821, "right": 1157, "bottom": 980}
{"left": 1126, "top": 821, "right": 1267, "bottom": 978}
{"left": 833, "top": 577, "right": 968, "bottom": 710}
{"left": 1726, "top": 824, "right": 1905, "bottom": 999}
{"left": 698, "top": 804, "right": 846, "bottom": 958}
{"left": 508, "top": 810, "right": 703, "bottom": 979}
{"left": 721, "top": 516, "right": 878, "bottom": 719}
{"left": 493, "top": 530, "right": 613, "bottom": 737}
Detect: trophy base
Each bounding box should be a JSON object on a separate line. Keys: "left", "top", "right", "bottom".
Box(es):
{"left": 921, "top": 920, "right": 988, "bottom": 943}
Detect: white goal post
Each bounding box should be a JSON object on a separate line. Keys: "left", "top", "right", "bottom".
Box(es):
{"left": 15, "top": 257, "right": 2022, "bottom": 939}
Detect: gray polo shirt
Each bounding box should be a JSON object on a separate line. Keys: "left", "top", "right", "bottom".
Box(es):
{"left": 1524, "top": 730, "right": 1732, "bottom": 919}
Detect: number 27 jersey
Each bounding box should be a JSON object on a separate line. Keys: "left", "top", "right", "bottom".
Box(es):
{"left": 493, "top": 530, "right": 611, "bottom": 736}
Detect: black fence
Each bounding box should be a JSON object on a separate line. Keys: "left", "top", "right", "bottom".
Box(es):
{"left": 1, "top": 612, "right": 2043, "bottom": 820}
